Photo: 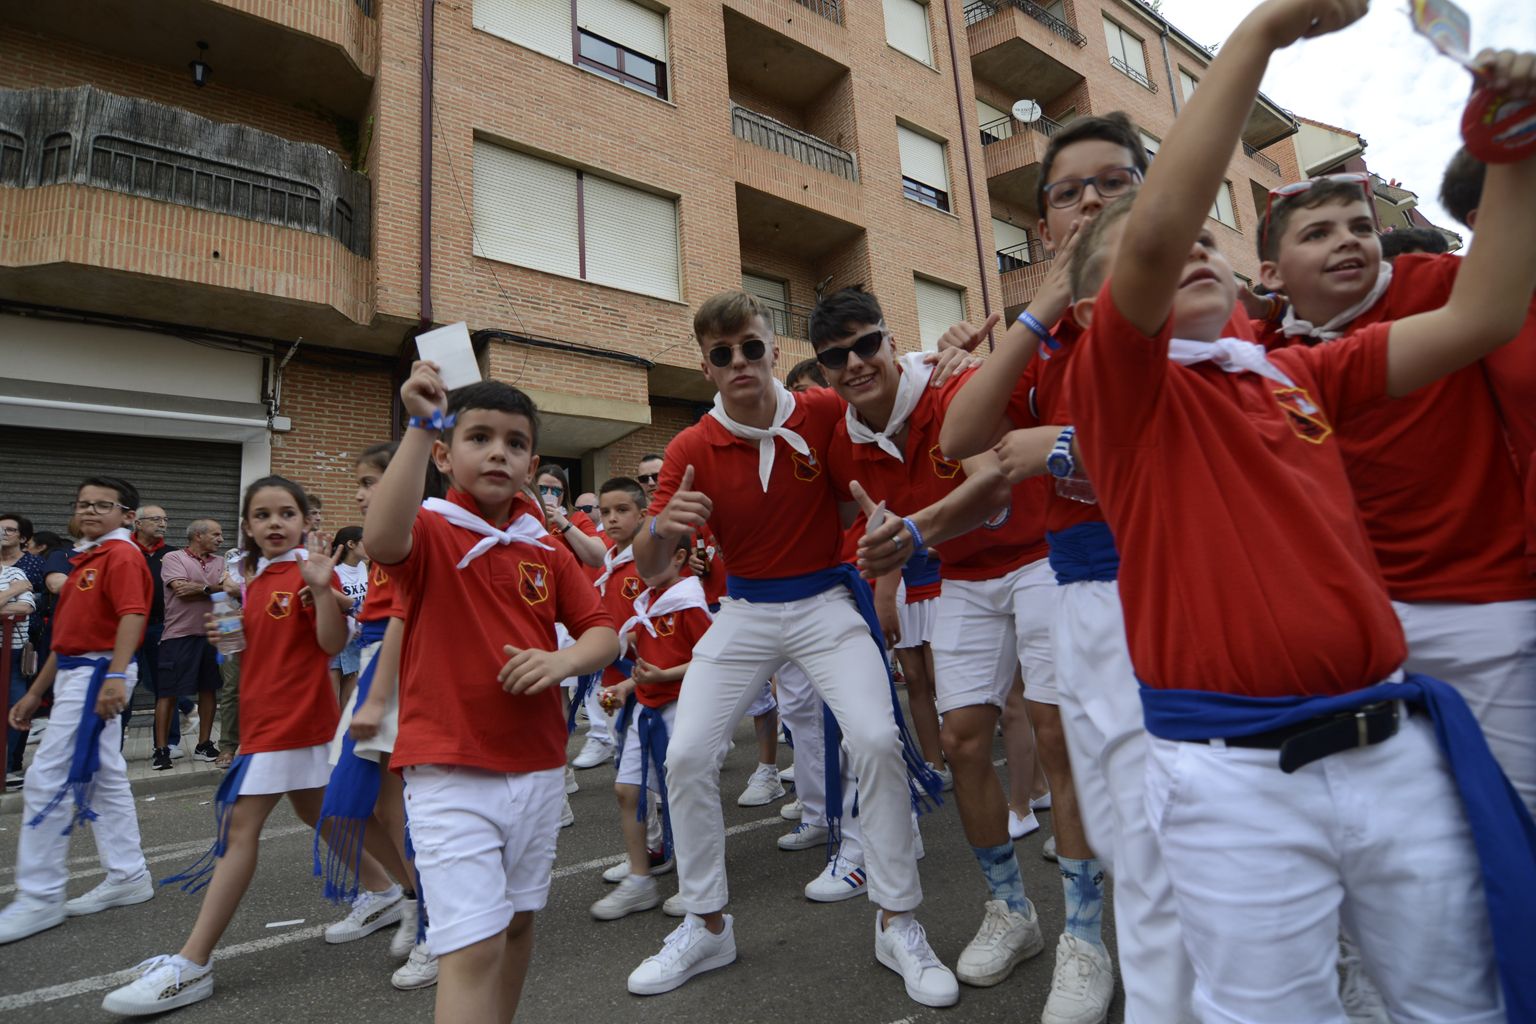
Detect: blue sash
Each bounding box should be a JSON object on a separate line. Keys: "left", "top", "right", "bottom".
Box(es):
{"left": 901, "top": 550, "right": 942, "bottom": 589}
{"left": 636, "top": 704, "right": 675, "bottom": 859}
{"left": 567, "top": 670, "right": 602, "bottom": 733}
{"left": 312, "top": 637, "right": 388, "bottom": 902}
{"left": 162, "top": 752, "right": 253, "bottom": 894}
{"left": 357, "top": 618, "right": 390, "bottom": 646}
{"left": 1045, "top": 521, "right": 1119, "bottom": 585}
{"left": 27, "top": 655, "right": 112, "bottom": 835}
{"left": 1142, "top": 676, "right": 1536, "bottom": 1020}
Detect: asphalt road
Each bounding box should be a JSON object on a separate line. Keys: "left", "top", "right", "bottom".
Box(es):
{"left": 0, "top": 720, "right": 1123, "bottom": 1024}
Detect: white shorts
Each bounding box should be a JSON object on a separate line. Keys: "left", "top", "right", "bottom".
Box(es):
{"left": 616, "top": 702, "right": 678, "bottom": 790}
{"left": 403, "top": 765, "right": 564, "bottom": 955}
{"left": 895, "top": 596, "right": 937, "bottom": 650}
{"left": 555, "top": 623, "right": 578, "bottom": 689}
{"left": 327, "top": 640, "right": 400, "bottom": 764}
{"left": 239, "top": 744, "right": 332, "bottom": 795}
{"left": 744, "top": 679, "right": 776, "bottom": 718}
{"left": 931, "top": 557, "right": 1058, "bottom": 713}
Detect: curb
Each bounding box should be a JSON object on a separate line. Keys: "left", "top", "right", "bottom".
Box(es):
{"left": 1, "top": 765, "right": 220, "bottom": 816}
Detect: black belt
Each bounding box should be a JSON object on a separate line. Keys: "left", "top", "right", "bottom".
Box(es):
{"left": 1219, "top": 701, "right": 1405, "bottom": 774}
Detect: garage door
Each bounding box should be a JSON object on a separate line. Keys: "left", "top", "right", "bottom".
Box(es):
{"left": 0, "top": 425, "right": 243, "bottom": 542}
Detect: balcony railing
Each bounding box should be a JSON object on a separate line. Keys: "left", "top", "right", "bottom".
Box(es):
{"left": 791, "top": 0, "right": 842, "bottom": 24}
{"left": 0, "top": 85, "right": 372, "bottom": 256}
{"left": 354, "top": 0, "right": 375, "bottom": 14}
{"left": 997, "top": 238, "right": 1051, "bottom": 273}
{"left": 758, "top": 296, "right": 816, "bottom": 339}
{"left": 731, "top": 104, "right": 857, "bottom": 182}
{"left": 1110, "top": 56, "right": 1157, "bottom": 92}
{"left": 980, "top": 112, "right": 1065, "bottom": 147}
{"left": 1243, "top": 141, "right": 1282, "bottom": 176}
{"left": 962, "top": 0, "right": 1086, "bottom": 47}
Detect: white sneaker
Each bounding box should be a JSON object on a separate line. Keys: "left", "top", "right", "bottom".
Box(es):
{"left": 572, "top": 735, "right": 614, "bottom": 770}
{"left": 956, "top": 899, "right": 1044, "bottom": 987}
{"left": 391, "top": 942, "right": 439, "bottom": 991}
{"left": 65, "top": 873, "right": 155, "bottom": 917}
{"left": 1041, "top": 933, "right": 1115, "bottom": 1024}
{"left": 927, "top": 762, "right": 955, "bottom": 792}
{"left": 778, "top": 764, "right": 796, "bottom": 784}
{"left": 592, "top": 874, "right": 660, "bottom": 921}
{"left": 0, "top": 895, "right": 66, "bottom": 944}
{"left": 804, "top": 855, "right": 867, "bottom": 902}
{"left": 780, "top": 797, "right": 803, "bottom": 821}
{"left": 564, "top": 764, "right": 579, "bottom": 795}
{"left": 169, "top": 744, "right": 186, "bottom": 760}
{"left": 662, "top": 893, "right": 687, "bottom": 917}
{"left": 1042, "top": 835, "right": 1058, "bottom": 862}
{"left": 560, "top": 795, "right": 575, "bottom": 829}
{"left": 101, "top": 954, "right": 213, "bottom": 1015}
{"left": 778, "top": 822, "right": 828, "bottom": 851}
{"left": 324, "top": 885, "right": 404, "bottom": 944}
{"left": 736, "top": 763, "right": 785, "bottom": 807}
{"left": 627, "top": 914, "right": 737, "bottom": 995}
{"left": 874, "top": 913, "right": 960, "bottom": 1008}
{"left": 1008, "top": 809, "right": 1040, "bottom": 840}
{"left": 1340, "top": 937, "right": 1391, "bottom": 1023}
{"left": 603, "top": 851, "right": 674, "bottom": 882}
{"left": 1031, "top": 791, "right": 1052, "bottom": 811}
{"left": 389, "top": 899, "right": 420, "bottom": 958}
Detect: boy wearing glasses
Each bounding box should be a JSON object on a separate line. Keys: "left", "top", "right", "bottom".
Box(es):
{"left": 627, "top": 290, "right": 956, "bottom": 1008}
{"left": 1, "top": 478, "right": 155, "bottom": 944}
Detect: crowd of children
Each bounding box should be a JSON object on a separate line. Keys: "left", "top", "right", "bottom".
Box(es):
{"left": 1, "top": 2, "right": 1534, "bottom": 1021}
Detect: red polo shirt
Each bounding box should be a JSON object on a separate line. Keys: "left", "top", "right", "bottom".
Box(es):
{"left": 358, "top": 561, "right": 405, "bottom": 622}
{"left": 631, "top": 584, "right": 711, "bottom": 708}
{"left": 239, "top": 560, "right": 341, "bottom": 753}
{"left": 51, "top": 538, "right": 152, "bottom": 654}
{"left": 598, "top": 549, "right": 646, "bottom": 687}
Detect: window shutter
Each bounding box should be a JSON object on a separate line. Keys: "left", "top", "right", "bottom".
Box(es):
{"left": 992, "top": 218, "right": 1030, "bottom": 256}
{"left": 914, "top": 277, "right": 966, "bottom": 352}
{"left": 1140, "top": 131, "right": 1160, "bottom": 160}
{"left": 473, "top": 141, "right": 580, "bottom": 278}
{"left": 883, "top": 0, "right": 932, "bottom": 65}
{"left": 1210, "top": 181, "right": 1236, "bottom": 228}
{"left": 578, "top": 0, "right": 667, "bottom": 61}
{"left": 742, "top": 273, "right": 791, "bottom": 335}
{"left": 583, "top": 175, "right": 679, "bottom": 300}
{"left": 475, "top": 0, "right": 573, "bottom": 62}
{"left": 1103, "top": 18, "right": 1147, "bottom": 77}
{"left": 897, "top": 126, "right": 948, "bottom": 192}
{"left": 1179, "top": 69, "right": 1198, "bottom": 101}
{"left": 975, "top": 99, "right": 1011, "bottom": 140}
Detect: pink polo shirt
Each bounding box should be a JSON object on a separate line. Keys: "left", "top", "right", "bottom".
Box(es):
{"left": 160, "top": 548, "right": 228, "bottom": 640}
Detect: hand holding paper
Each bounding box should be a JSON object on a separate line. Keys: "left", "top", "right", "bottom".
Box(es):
{"left": 415, "top": 322, "right": 482, "bottom": 390}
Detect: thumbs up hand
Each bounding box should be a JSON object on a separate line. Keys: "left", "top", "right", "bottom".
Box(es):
{"left": 651, "top": 464, "right": 713, "bottom": 540}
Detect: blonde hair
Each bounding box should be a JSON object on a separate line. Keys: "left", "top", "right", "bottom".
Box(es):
{"left": 694, "top": 290, "right": 772, "bottom": 344}
{"left": 1069, "top": 194, "right": 1137, "bottom": 301}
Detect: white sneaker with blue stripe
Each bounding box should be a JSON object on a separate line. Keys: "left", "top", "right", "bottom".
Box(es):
{"left": 804, "top": 854, "right": 867, "bottom": 902}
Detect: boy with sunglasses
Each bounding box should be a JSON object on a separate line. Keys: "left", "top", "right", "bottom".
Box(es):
{"left": 627, "top": 290, "right": 956, "bottom": 1008}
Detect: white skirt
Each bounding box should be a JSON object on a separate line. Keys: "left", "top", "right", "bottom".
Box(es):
{"left": 240, "top": 744, "right": 332, "bottom": 795}
{"left": 896, "top": 596, "right": 937, "bottom": 649}
{"left": 328, "top": 641, "right": 399, "bottom": 764}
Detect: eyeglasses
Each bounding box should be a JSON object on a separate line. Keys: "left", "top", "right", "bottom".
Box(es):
{"left": 575, "top": 503, "right": 597, "bottom": 514}
{"left": 537, "top": 484, "right": 564, "bottom": 498}
{"left": 0, "top": 527, "right": 19, "bottom": 536}
{"left": 1042, "top": 166, "right": 1143, "bottom": 209}
{"left": 815, "top": 328, "right": 888, "bottom": 370}
{"left": 637, "top": 472, "right": 660, "bottom": 485}
{"left": 706, "top": 338, "right": 768, "bottom": 368}
{"left": 1259, "top": 173, "right": 1374, "bottom": 256}
{"left": 70, "top": 500, "right": 131, "bottom": 515}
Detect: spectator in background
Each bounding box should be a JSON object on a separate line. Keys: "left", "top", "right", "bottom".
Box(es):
{"left": 329, "top": 525, "right": 368, "bottom": 703}
{"left": 152, "top": 520, "right": 227, "bottom": 770}
{"left": 131, "top": 505, "right": 180, "bottom": 755}
{"left": 636, "top": 453, "right": 664, "bottom": 502}
{"left": 0, "top": 515, "right": 46, "bottom": 611}
{"left": 537, "top": 465, "right": 607, "bottom": 568}
{"left": 575, "top": 492, "right": 602, "bottom": 532}
{"left": 214, "top": 543, "right": 244, "bottom": 768}
{"left": 306, "top": 493, "right": 325, "bottom": 540}
{"left": 1379, "top": 226, "right": 1450, "bottom": 261}
{"left": 2, "top": 559, "right": 36, "bottom": 788}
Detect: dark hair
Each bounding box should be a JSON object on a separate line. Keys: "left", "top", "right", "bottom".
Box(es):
{"left": 1069, "top": 193, "right": 1137, "bottom": 300}
{"left": 31, "top": 531, "right": 65, "bottom": 553}
{"left": 330, "top": 525, "right": 364, "bottom": 560}
{"left": 809, "top": 286, "right": 885, "bottom": 348}
{"left": 536, "top": 464, "right": 571, "bottom": 511}
{"left": 445, "top": 381, "right": 541, "bottom": 450}
{"left": 0, "top": 512, "right": 34, "bottom": 543}
{"left": 238, "top": 475, "right": 309, "bottom": 577}
{"left": 78, "top": 476, "right": 140, "bottom": 511}
{"left": 598, "top": 476, "right": 646, "bottom": 507}
{"left": 1037, "top": 112, "right": 1149, "bottom": 217}
{"left": 785, "top": 358, "right": 828, "bottom": 389}
{"left": 308, "top": 493, "right": 323, "bottom": 511}
{"left": 1258, "top": 178, "right": 1372, "bottom": 261}
{"left": 1439, "top": 148, "right": 1484, "bottom": 229}
{"left": 356, "top": 441, "right": 398, "bottom": 474}
{"left": 639, "top": 452, "right": 664, "bottom": 465}
{"left": 1379, "top": 227, "right": 1449, "bottom": 261}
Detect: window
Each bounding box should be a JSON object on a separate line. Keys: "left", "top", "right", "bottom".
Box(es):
{"left": 1140, "top": 131, "right": 1160, "bottom": 162}
{"left": 993, "top": 218, "right": 1031, "bottom": 272}
{"left": 1209, "top": 180, "right": 1237, "bottom": 229}
{"left": 884, "top": 0, "right": 933, "bottom": 65}
{"left": 476, "top": 0, "right": 571, "bottom": 62}
{"left": 473, "top": 140, "right": 679, "bottom": 301}
{"left": 1057, "top": 106, "right": 1078, "bottom": 124}
{"left": 1041, "top": 0, "right": 1066, "bottom": 19}
{"left": 742, "top": 273, "right": 793, "bottom": 336}
{"left": 577, "top": 31, "right": 667, "bottom": 98}
{"left": 976, "top": 99, "right": 1012, "bottom": 145}
{"left": 1179, "top": 69, "right": 1198, "bottom": 102}
{"left": 476, "top": 0, "right": 668, "bottom": 99}
{"left": 898, "top": 125, "right": 950, "bottom": 212}
{"left": 914, "top": 277, "right": 966, "bottom": 352}
{"left": 1103, "top": 18, "right": 1151, "bottom": 88}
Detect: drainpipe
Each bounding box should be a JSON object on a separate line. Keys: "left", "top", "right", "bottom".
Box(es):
{"left": 420, "top": 0, "right": 436, "bottom": 327}
{"left": 938, "top": 0, "right": 993, "bottom": 342}
{"left": 1158, "top": 21, "right": 1179, "bottom": 114}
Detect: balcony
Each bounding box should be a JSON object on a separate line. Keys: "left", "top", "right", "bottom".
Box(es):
{"left": 980, "top": 112, "right": 1064, "bottom": 148}
{"left": 792, "top": 0, "right": 842, "bottom": 25}
{"left": 964, "top": 0, "right": 1084, "bottom": 45}
{"left": 1110, "top": 56, "right": 1157, "bottom": 92}
{"left": 732, "top": 105, "right": 857, "bottom": 182}
{"left": 965, "top": 0, "right": 1087, "bottom": 115}
{"left": 1243, "top": 142, "right": 1282, "bottom": 177}
{"left": 999, "top": 242, "right": 1054, "bottom": 311}
{"left": 981, "top": 116, "right": 1063, "bottom": 212}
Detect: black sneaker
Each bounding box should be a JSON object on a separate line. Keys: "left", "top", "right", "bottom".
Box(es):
{"left": 151, "top": 747, "right": 174, "bottom": 771}
{"left": 193, "top": 741, "right": 221, "bottom": 763}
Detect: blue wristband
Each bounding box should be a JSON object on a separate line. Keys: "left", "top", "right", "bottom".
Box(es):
{"left": 104, "top": 672, "right": 128, "bottom": 680}
{"left": 406, "top": 410, "right": 457, "bottom": 432}
{"left": 903, "top": 517, "right": 926, "bottom": 557}
{"left": 649, "top": 517, "right": 660, "bottom": 539}
{"left": 1017, "top": 311, "right": 1060, "bottom": 352}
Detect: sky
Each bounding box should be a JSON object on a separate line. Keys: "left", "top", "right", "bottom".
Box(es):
{"left": 1152, "top": 0, "right": 1536, "bottom": 234}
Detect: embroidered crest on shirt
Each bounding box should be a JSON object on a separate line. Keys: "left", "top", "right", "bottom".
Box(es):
{"left": 791, "top": 447, "right": 822, "bottom": 482}
{"left": 983, "top": 506, "right": 1011, "bottom": 530}
{"left": 76, "top": 568, "right": 98, "bottom": 591}
{"left": 267, "top": 592, "right": 294, "bottom": 619}
{"left": 371, "top": 564, "right": 389, "bottom": 587}
{"left": 654, "top": 613, "right": 676, "bottom": 638}
{"left": 928, "top": 444, "right": 961, "bottom": 480}
{"left": 622, "top": 576, "right": 643, "bottom": 601}
{"left": 519, "top": 562, "right": 550, "bottom": 605}
{"left": 1272, "top": 387, "right": 1332, "bottom": 445}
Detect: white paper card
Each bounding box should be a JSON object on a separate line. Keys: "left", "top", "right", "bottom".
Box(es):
{"left": 416, "top": 322, "right": 481, "bottom": 389}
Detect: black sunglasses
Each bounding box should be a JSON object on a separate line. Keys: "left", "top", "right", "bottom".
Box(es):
{"left": 637, "top": 473, "right": 660, "bottom": 484}
{"left": 575, "top": 503, "right": 597, "bottom": 514}
{"left": 815, "top": 329, "right": 887, "bottom": 370}
{"left": 706, "top": 339, "right": 768, "bottom": 368}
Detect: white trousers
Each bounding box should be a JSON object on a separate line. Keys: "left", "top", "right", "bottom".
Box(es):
{"left": 666, "top": 590, "right": 917, "bottom": 912}
{"left": 1053, "top": 582, "right": 1195, "bottom": 1024}
{"left": 1146, "top": 717, "right": 1502, "bottom": 1024}
{"left": 1395, "top": 597, "right": 1536, "bottom": 817}
{"left": 775, "top": 660, "right": 861, "bottom": 863}
{"left": 17, "top": 659, "right": 147, "bottom": 903}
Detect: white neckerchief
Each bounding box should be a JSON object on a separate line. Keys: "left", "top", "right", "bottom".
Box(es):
{"left": 421, "top": 497, "right": 553, "bottom": 569}
{"left": 1167, "top": 337, "right": 1318, "bottom": 414}
{"left": 254, "top": 547, "right": 307, "bottom": 579}
{"left": 73, "top": 527, "right": 133, "bottom": 553}
{"left": 844, "top": 352, "right": 933, "bottom": 462}
{"left": 1280, "top": 261, "right": 1393, "bottom": 341}
{"left": 594, "top": 544, "right": 635, "bottom": 595}
{"left": 708, "top": 381, "right": 809, "bottom": 491}
{"left": 618, "top": 575, "right": 712, "bottom": 651}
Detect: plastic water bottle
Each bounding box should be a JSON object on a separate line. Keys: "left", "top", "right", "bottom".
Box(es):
{"left": 1055, "top": 474, "right": 1099, "bottom": 505}
{"left": 210, "top": 592, "right": 245, "bottom": 655}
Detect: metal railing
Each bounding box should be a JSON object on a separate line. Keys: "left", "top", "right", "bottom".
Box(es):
{"left": 1243, "top": 142, "right": 1281, "bottom": 176}
{"left": 1110, "top": 56, "right": 1157, "bottom": 92}
{"left": 731, "top": 104, "right": 857, "bottom": 182}
{"left": 997, "top": 238, "right": 1051, "bottom": 273}
{"left": 791, "top": 0, "right": 842, "bottom": 24}
{"left": 353, "top": 0, "right": 374, "bottom": 14}
{"left": 979, "top": 112, "right": 1065, "bottom": 147}
{"left": 962, "top": 0, "right": 1086, "bottom": 46}
{"left": 758, "top": 297, "right": 817, "bottom": 339}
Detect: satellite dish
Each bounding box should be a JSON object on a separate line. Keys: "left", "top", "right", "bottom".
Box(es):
{"left": 1011, "top": 99, "right": 1042, "bottom": 123}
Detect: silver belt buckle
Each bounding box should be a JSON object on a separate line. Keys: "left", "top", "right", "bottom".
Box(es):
{"left": 1356, "top": 710, "right": 1370, "bottom": 747}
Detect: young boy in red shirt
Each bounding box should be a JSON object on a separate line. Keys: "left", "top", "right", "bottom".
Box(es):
{"left": 1, "top": 477, "right": 154, "bottom": 945}
{"left": 365, "top": 373, "right": 618, "bottom": 1022}
{"left": 1063, "top": 2, "right": 1536, "bottom": 1018}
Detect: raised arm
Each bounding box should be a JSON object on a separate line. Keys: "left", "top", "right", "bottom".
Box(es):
{"left": 364, "top": 361, "right": 446, "bottom": 565}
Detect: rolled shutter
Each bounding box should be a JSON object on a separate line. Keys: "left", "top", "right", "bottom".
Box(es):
{"left": 742, "top": 273, "right": 791, "bottom": 336}
{"left": 897, "top": 126, "right": 948, "bottom": 192}
{"left": 475, "top": 0, "right": 573, "bottom": 62}
{"left": 578, "top": 0, "right": 667, "bottom": 61}
{"left": 473, "top": 141, "right": 581, "bottom": 279}
{"left": 883, "top": 0, "right": 932, "bottom": 65}
{"left": 992, "top": 218, "right": 1030, "bottom": 258}
{"left": 914, "top": 277, "right": 966, "bottom": 352}
{"left": 976, "top": 99, "right": 1011, "bottom": 141}
{"left": 583, "top": 175, "right": 679, "bottom": 301}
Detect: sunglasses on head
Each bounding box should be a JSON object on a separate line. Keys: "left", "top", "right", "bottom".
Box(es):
{"left": 815, "top": 328, "right": 888, "bottom": 370}
{"left": 706, "top": 338, "right": 768, "bottom": 368}
{"left": 1259, "top": 172, "right": 1375, "bottom": 255}
{"left": 637, "top": 473, "right": 660, "bottom": 484}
